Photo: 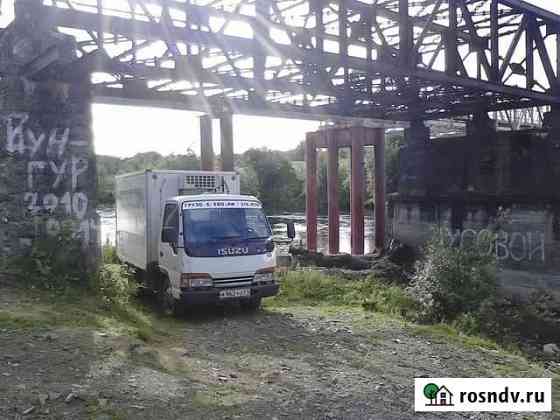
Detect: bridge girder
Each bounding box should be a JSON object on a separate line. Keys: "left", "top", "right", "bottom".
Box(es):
{"left": 1, "top": 0, "right": 560, "bottom": 120}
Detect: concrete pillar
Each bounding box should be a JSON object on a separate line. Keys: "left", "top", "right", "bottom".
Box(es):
{"left": 544, "top": 107, "right": 560, "bottom": 202}
{"left": 374, "top": 128, "right": 386, "bottom": 251}
{"left": 305, "top": 134, "right": 318, "bottom": 252}
{"left": 466, "top": 112, "right": 496, "bottom": 193}
{"left": 199, "top": 115, "right": 214, "bottom": 171}
{"left": 327, "top": 131, "right": 340, "bottom": 254}
{"left": 399, "top": 120, "right": 430, "bottom": 196}
{"left": 0, "top": 80, "right": 99, "bottom": 266}
{"left": 351, "top": 128, "right": 365, "bottom": 255}
{"left": 0, "top": 3, "right": 99, "bottom": 268}
{"left": 220, "top": 113, "right": 234, "bottom": 172}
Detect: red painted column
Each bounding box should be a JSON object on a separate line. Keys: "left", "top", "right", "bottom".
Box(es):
{"left": 374, "top": 128, "right": 386, "bottom": 251}
{"left": 327, "top": 130, "right": 340, "bottom": 254}
{"left": 305, "top": 134, "right": 318, "bottom": 252}
{"left": 351, "top": 128, "right": 365, "bottom": 255}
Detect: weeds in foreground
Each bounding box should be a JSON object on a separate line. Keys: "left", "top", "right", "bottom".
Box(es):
{"left": 273, "top": 270, "right": 419, "bottom": 320}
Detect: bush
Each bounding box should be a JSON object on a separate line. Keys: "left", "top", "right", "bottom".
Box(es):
{"left": 4, "top": 221, "right": 135, "bottom": 309}
{"left": 359, "top": 282, "right": 419, "bottom": 319}
{"left": 8, "top": 221, "right": 88, "bottom": 289}
{"left": 102, "top": 240, "right": 120, "bottom": 264}
{"left": 475, "top": 291, "right": 560, "bottom": 346}
{"left": 407, "top": 229, "right": 498, "bottom": 322}
{"left": 91, "top": 264, "right": 136, "bottom": 307}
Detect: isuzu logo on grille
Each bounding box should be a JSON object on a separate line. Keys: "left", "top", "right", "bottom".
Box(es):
{"left": 217, "top": 247, "right": 250, "bottom": 256}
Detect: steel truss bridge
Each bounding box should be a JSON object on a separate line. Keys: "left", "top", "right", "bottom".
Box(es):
{"left": 1, "top": 0, "right": 560, "bottom": 121}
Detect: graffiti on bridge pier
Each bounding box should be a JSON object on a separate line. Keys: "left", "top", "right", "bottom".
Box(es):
{"left": 448, "top": 228, "right": 545, "bottom": 263}
{"left": 1, "top": 113, "right": 96, "bottom": 243}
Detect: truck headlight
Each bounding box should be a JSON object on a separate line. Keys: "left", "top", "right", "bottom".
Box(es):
{"left": 254, "top": 268, "right": 275, "bottom": 284}
{"left": 181, "top": 273, "right": 213, "bottom": 288}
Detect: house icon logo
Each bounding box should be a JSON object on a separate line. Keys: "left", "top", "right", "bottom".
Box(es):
{"left": 423, "top": 383, "right": 454, "bottom": 407}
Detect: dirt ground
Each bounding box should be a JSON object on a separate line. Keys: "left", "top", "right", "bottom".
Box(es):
{"left": 0, "top": 284, "right": 558, "bottom": 420}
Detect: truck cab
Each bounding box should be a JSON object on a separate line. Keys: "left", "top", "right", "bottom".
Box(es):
{"left": 158, "top": 194, "right": 280, "bottom": 313}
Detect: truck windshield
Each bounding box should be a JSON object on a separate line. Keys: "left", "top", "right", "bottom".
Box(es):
{"left": 183, "top": 207, "right": 272, "bottom": 245}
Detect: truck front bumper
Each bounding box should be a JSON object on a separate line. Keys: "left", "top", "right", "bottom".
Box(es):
{"left": 180, "top": 283, "right": 279, "bottom": 305}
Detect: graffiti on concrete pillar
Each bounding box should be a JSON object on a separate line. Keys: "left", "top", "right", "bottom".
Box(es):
{"left": 1, "top": 112, "right": 96, "bottom": 243}
{"left": 447, "top": 228, "right": 545, "bottom": 263}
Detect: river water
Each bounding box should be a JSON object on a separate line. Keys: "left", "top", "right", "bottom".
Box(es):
{"left": 98, "top": 208, "right": 377, "bottom": 254}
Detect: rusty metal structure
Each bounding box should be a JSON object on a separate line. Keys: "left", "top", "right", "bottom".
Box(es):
{"left": 0, "top": 0, "right": 559, "bottom": 120}
{"left": 2, "top": 0, "right": 560, "bottom": 256}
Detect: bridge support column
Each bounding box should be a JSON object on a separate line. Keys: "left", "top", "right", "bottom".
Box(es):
{"left": 199, "top": 115, "right": 214, "bottom": 171}
{"left": 399, "top": 120, "right": 430, "bottom": 196}
{"left": 374, "top": 128, "right": 386, "bottom": 251}
{"left": 305, "top": 134, "right": 318, "bottom": 252}
{"left": 327, "top": 131, "right": 340, "bottom": 254}
{"left": 350, "top": 129, "right": 365, "bottom": 255}
{"left": 305, "top": 125, "right": 386, "bottom": 255}
{"left": 0, "top": 77, "right": 99, "bottom": 267}
{"left": 220, "top": 114, "right": 234, "bottom": 172}
{"left": 466, "top": 113, "right": 496, "bottom": 193}
{"left": 0, "top": 3, "right": 99, "bottom": 269}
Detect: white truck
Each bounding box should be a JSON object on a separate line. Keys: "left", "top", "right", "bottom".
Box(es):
{"left": 115, "top": 170, "right": 294, "bottom": 315}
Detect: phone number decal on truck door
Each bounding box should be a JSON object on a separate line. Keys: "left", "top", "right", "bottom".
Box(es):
{"left": 182, "top": 201, "right": 262, "bottom": 209}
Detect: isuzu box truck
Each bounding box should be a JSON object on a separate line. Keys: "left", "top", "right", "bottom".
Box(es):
{"left": 115, "top": 170, "right": 294, "bottom": 315}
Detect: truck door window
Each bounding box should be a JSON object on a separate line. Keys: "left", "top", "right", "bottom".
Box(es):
{"left": 161, "top": 204, "right": 179, "bottom": 243}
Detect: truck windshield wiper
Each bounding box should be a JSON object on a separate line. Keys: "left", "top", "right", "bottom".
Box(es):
{"left": 212, "top": 235, "right": 242, "bottom": 240}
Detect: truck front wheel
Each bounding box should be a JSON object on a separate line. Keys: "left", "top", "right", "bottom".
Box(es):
{"left": 241, "top": 297, "right": 261, "bottom": 312}
{"left": 158, "top": 277, "right": 185, "bottom": 317}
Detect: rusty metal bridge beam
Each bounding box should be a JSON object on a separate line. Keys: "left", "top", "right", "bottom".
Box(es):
{"left": 45, "top": 6, "right": 560, "bottom": 102}
{"left": 15, "top": 0, "right": 560, "bottom": 120}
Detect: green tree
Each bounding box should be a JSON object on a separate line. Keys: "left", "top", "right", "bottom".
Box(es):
{"left": 96, "top": 151, "right": 200, "bottom": 206}
{"left": 241, "top": 148, "right": 303, "bottom": 213}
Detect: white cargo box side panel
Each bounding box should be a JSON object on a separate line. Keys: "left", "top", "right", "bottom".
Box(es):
{"left": 116, "top": 172, "right": 149, "bottom": 270}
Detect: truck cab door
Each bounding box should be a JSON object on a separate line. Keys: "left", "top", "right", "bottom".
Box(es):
{"left": 159, "top": 203, "right": 181, "bottom": 297}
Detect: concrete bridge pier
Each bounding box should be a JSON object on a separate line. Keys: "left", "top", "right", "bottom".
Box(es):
{"left": 199, "top": 115, "right": 215, "bottom": 171}
{"left": 199, "top": 113, "right": 234, "bottom": 172}
{"left": 0, "top": 0, "right": 99, "bottom": 266}
{"left": 220, "top": 113, "right": 235, "bottom": 172}
{"left": 399, "top": 120, "right": 430, "bottom": 196}
{"left": 0, "top": 77, "right": 99, "bottom": 262}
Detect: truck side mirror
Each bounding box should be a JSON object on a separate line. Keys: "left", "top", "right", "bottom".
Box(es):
{"left": 161, "top": 227, "right": 177, "bottom": 244}
{"left": 287, "top": 222, "right": 296, "bottom": 240}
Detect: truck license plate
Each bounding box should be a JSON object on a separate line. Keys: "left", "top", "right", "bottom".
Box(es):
{"left": 219, "top": 288, "right": 251, "bottom": 299}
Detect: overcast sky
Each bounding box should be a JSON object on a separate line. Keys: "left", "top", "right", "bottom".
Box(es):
{"left": 1, "top": 1, "right": 559, "bottom": 158}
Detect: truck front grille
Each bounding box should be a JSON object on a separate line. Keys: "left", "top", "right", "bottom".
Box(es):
{"left": 213, "top": 275, "right": 253, "bottom": 288}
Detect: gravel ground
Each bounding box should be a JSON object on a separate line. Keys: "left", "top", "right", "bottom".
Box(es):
{"left": 0, "top": 285, "right": 557, "bottom": 420}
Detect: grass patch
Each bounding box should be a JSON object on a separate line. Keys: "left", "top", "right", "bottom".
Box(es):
{"left": 270, "top": 270, "right": 419, "bottom": 320}
{"left": 191, "top": 384, "right": 257, "bottom": 409}
{"left": 410, "top": 323, "right": 501, "bottom": 352}
{"left": 0, "top": 311, "right": 53, "bottom": 329}
{"left": 0, "top": 283, "right": 182, "bottom": 344}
